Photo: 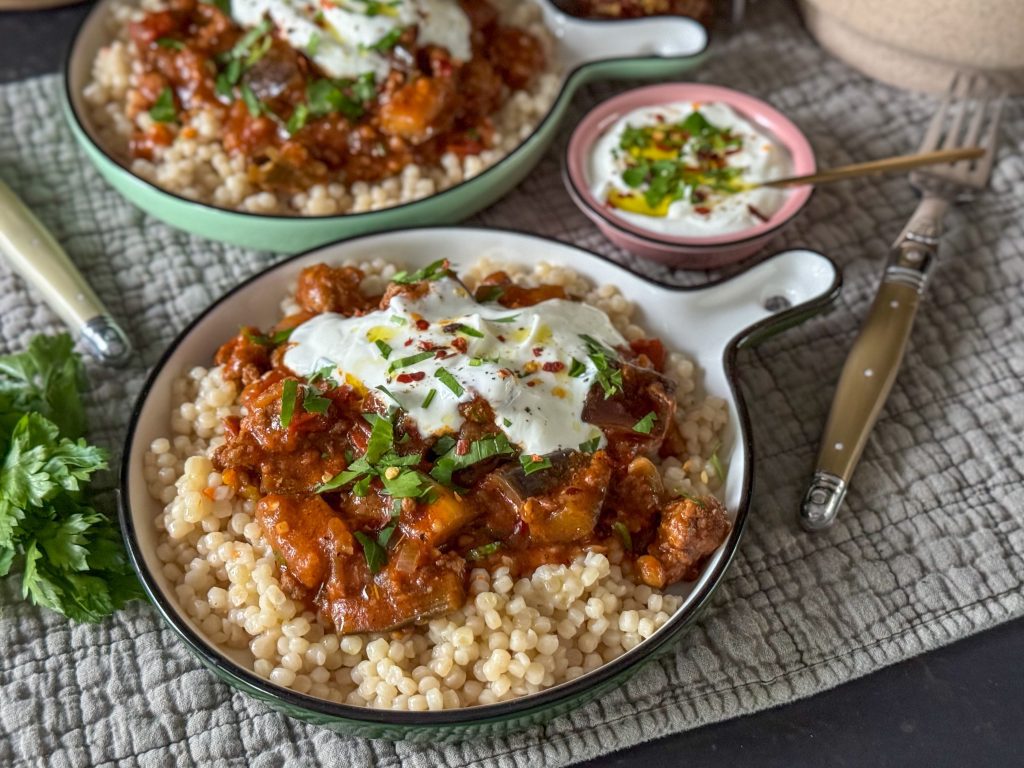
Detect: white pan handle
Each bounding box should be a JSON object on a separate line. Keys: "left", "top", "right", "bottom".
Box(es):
{"left": 673, "top": 249, "right": 841, "bottom": 350}
{"left": 536, "top": 1, "right": 709, "bottom": 68}
{"left": 0, "top": 179, "right": 132, "bottom": 366}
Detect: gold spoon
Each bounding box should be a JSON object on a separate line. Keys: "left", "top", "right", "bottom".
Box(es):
{"left": 744, "top": 146, "right": 986, "bottom": 191}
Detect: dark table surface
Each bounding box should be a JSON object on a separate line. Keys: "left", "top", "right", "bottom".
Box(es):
{"left": 2, "top": 4, "right": 1022, "bottom": 767}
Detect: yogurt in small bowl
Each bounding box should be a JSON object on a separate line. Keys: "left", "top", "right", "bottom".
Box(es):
{"left": 565, "top": 84, "right": 816, "bottom": 268}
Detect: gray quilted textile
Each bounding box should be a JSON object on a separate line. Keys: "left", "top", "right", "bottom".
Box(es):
{"left": 2, "top": 1, "right": 1023, "bottom": 765}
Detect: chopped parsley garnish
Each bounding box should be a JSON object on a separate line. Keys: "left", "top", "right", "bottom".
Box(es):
{"left": 239, "top": 83, "right": 263, "bottom": 118}
{"left": 388, "top": 351, "right": 434, "bottom": 374}
{"left": 286, "top": 103, "right": 309, "bottom": 135}
{"left": 519, "top": 454, "right": 552, "bottom": 475}
{"left": 362, "top": 0, "right": 400, "bottom": 16}
{"left": 467, "top": 542, "right": 502, "bottom": 561}
{"left": 611, "top": 110, "right": 746, "bottom": 215}
{"left": 374, "top": 339, "right": 392, "bottom": 359}
{"left": 489, "top": 315, "right": 519, "bottom": 324}
{"left": 503, "top": 417, "right": 512, "bottom": 428}
{"left": 453, "top": 324, "right": 484, "bottom": 338}
{"left": 612, "top": 521, "right": 633, "bottom": 551}
{"left": 203, "top": 0, "right": 231, "bottom": 14}
{"left": 421, "top": 389, "right": 436, "bottom": 408}
{"left": 568, "top": 358, "right": 586, "bottom": 378}
{"left": 477, "top": 286, "right": 504, "bottom": 303}
{"left": 580, "top": 334, "right": 623, "bottom": 398}
{"left": 363, "top": 412, "right": 393, "bottom": 464}
{"left": 468, "top": 358, "right": 483, "bottom": 367}
{"left": 302, "top": 388, "right": 331, "bottom": 415}
{"left": 305, "top": 32, "right": 321, "bottom": 57}
{"left": 307, "top": 364, "right": 337, "bottom": 385}
{"left": 148, "top": 87, "right": 177, "bottom": 123}
{"left": 229, "top": 18, "right": 272, "bottom": 61}
{"left": 375, "top": 385, "right": 402, "bottom": 408}
{"left": 431, "top": 432, "right": 514, "bottom": 486}
{"left": 353, "top": 72, "right": 377, "bottom": 102}
{"left": 316, "top": 412, "right": 432, "bottom": 501}
{"left": 156, "top": 37, "right": 185, "bottom": 51}
{"left": 368, "top": 26, "right": 403, "bottom": 53}
{"left": 242, "top": 327, "right": 293, "bottom": 347}
{"left": 632, "top": 411, "right": 657, "bottom": 434}
{"left": 678, "top": 490, "right": 707, "bottom": 509}
{"left": 279, "top": 379, "right": 298, "bottom": 428}
{"left": 708, "top": 447, "right": 725, "bottom": 481}
{"left": 390, "top": 314, "right": 407, "bottom": 325}
{"left": 391, "top": 259, "right": 453, "bottom": 285}
{"left": 434, "top": 369, "right": 464, "bottom": 397}
{"left": 579, "top": 436, "right": 601, "bottom": 453}
{"left": 353, "top": 531, "right": 386, "bottom": 574}
{"left": 306, "top": 78, "right": 363, "bottom": 119}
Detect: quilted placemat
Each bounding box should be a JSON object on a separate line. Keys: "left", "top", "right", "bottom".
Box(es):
{"left": 1, "top": 1, "right": 1022, "bottom": 765}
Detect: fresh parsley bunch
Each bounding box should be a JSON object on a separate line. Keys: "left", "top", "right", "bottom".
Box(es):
{"left": 0, "top": 334, "right": 143, "bottom": 622}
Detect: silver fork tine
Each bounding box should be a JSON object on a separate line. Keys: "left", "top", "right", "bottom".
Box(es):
{"left": 941, "top": 71, "right": 973, "bottom": 151}
{"left": 918, "top": 73, "right": 957, "bottom": 152}
{"left": 973, "top": 94, "right": 1006, "bottom": 183}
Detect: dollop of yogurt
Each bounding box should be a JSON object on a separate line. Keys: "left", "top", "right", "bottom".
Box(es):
{"left": 232, "top": 0, "right": 472, "bottom": 80}
{"left": 588, "top": 101, "right": 790, "bottom": 237}
{"left": 283, "top": 278, "right": 626, "bottom": 456}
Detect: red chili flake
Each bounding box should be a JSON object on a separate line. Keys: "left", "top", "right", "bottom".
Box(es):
{"left": 452, "top": 337, "right": 468, "bottom": 353}
{"left": 531, "top": 347, "right": 543, "bottom": 357}
{"left": 404, "top": 338, "right": 414, "bottom": 347}
{"left": 417, "top": 340, "right": 437, "bottom": 351}
{"left": 396, "top": 371, "right": 426, "bottom": 383}
{"left": 654, "top": 113, "right": 665, "bottom": 123}
{"left": 497, "top": 368, "right": 513, "bottom": 378}
{"left": 542, "top": 361, "right": 565, "bottom": 373}
{"left": 692, "top": 188, "right": 707, "bottom": 203}
{"left": 434, "top": 349, "right": 449, "bottom": 359}
{"left": 747, "top": 204, "right": 769, "bottom": 222}
{"left": 415, "top": 319, "right": 430, "bottom": 331}
{"left": 694, "top": 206, "right": 712, "bottom": 215}
{"left": 497, "top": 334, "right": 506, "bottom": 342}
{"left": 455, "top": 437, "right": 470, "bottom": 456}
{"left": 527, "top": 380, "right": 538, "bottom": 387}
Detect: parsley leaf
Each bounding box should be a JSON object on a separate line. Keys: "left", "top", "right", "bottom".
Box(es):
{"left": 632, "top": 411, "right": 657, "bottom": 434}
{"left": 148, "top": 87, "right": 177, "bottom": 123}
{"left": 354, "top": 531, "right": 386, "bottom": 574}
{"left": 391, "top": 259, "right": 452, "bottom": 285}
{"left": 519, "top": 454, "right": 552, "bottom": 475}
{"left": 279, "top": 379, "right": 298, "bottom": 428}
{"left": 434, "top": 369, "right": 463, "bottom": 397}
{"left": 388, "top": 351, "right": 434, "bottom": 374}
{"left": 421, "top": 389, "right": 436, "bottom": 408}
{"left": 467, "top": 541, "right": 501, "bottom": 561}
{"left": 612, "top": 521, "right": 633, "bottom": 551}
{"left": 431, "top": 432, "right": 514, "bottom": 486}
{"left": 579, "top": 435, "right": 601, "bottom": 453}
{"left": 0, "top": 334, "right": 143, "bottom": 622}
{"left": 363, "top": 412, "right": 394, "bottom": 464}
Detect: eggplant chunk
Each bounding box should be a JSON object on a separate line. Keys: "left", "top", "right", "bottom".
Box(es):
{"left": 401, "top": 487, "right": 479, "bottom": 547}
{"left": 581, "top": 363, "right": 677, "bottom": 455}
{"left": 256, "top": 494, "right": 353, "bottom": 590}
{"left": 481, "top": 450, "right": 612, "bottom": 544}
{"left": 644, "top": 495, "right": 731, "bottom": 586}
{"left": 323, "top": 551, "right": 465, "bottom": 634}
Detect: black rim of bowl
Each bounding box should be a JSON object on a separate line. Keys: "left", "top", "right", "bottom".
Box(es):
{"left": 561, "top": 85, "right": 817, "bottom": 250}
{"left": 62, "top": 0, "right": 711, "bottom": 223}
{"left": 118, "top": 224, "right": 841, "bottom": 727}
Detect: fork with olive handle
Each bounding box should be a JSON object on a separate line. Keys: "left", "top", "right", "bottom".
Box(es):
{"left": 800, "top": 72, "right": 1006, "bottom": 531}
{"left": 0, "top": 179, "right": 132, "bottom": 366}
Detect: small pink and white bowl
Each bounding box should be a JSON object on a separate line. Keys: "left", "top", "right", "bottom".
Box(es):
{"left": 564, "top": 83, "right": 816, "bottom": 269}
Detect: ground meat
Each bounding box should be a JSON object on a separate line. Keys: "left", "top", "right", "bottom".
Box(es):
{"left": 644, "top": 495, "right": 731, "bottom": 585}
{"left": 294, "top": 264, "right": 376, "bottom": 315}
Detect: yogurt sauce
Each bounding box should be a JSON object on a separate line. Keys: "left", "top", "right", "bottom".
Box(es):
{"left": 588, "top": 101, "right": 790, "bottom": 237}
{"left": 232, "top": 0, "right": 472, "bottom": 81}
{"left": 283, "top": 277, "right": 625, "bottom": 456}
